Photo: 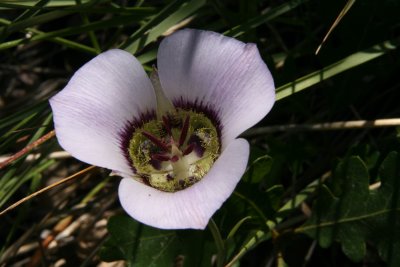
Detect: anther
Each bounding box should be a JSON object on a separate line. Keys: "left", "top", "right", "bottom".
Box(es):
{"left": 162, "top": 115, "right": 172, "bottom": 135}
{"left": 166, "top": 174, "right": 174, "bottom": 181}
{"left": 170, "top": 155, "right": 179, "bottom": 162}
{"left": 183, "top": 143, "right": 195, "bottom": 156}
{"left": 151, "top": 153, "right": 171, "bottom": 161}
{"left": 179, "top": 115, "right": 190, "bottom": 147}
{"left": 141, "top": 131, "right": 170, "bottom": 151}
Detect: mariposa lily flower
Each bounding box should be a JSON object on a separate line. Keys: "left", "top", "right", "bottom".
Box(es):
{"left": 50, "top": 29, "right": 275, "bottom": 229}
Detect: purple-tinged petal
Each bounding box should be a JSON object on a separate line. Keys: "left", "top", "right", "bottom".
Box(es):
{"left": 118, "top": 138, "right": 249, "bottom": 229}
{"left": 157, "top": 29, "right": 275, "bottom": 148}
{"left": 50, "top": 49, "right": 156, "bottom": 175}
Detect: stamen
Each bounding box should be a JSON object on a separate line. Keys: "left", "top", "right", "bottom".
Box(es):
{"left": 187, "top": 134, "right": 204, "bottom": 156}
{"left": 141, "top": 131, "right": 170, "bottom": 151}
{"left": 151, "top": 153, "right": 170, "bottom": 161}
{"left": 150, "top": 159, "right": 162, "bottom": 170}
{"left": 162, "top": 115, "right": 172, "bottom": 135}
{"left": 194, "top": 144, "right": 205, "bottom": 158}
{"left": 170, "top": 155, "right": 179, "bottom": 162}
{"left": 183, "top": 143, "right": 195, "bottom": 156}
{"left": 179, "top": 115, "right": 190, "bottom": 147}
{"left": 128, "top": 108, "right": 220, "bottom": 192}
{"left": 139, "top": 174, "right": 150, "bottom": 185}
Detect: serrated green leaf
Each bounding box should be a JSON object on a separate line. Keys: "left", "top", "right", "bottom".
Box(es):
{"left": 100, "top": 215, "right": 214, "bottom": 267}
{"left": 298, "top": 152, "right": 400, "bottom": 265}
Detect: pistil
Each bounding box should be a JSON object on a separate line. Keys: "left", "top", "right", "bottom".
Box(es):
{"left": 150, "top": 67, "right": 175, "bottom": 120}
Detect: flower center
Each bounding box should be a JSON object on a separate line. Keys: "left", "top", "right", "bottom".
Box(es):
{"left": 128, "top": 109, "right": 220, "bottom": 192}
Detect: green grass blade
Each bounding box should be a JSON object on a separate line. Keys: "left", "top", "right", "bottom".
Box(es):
{"left": 121, "top": 0, "right": 206, "bottom": 54}
{"left": 75, "top": 0, "right": 100, "bottom": 53}
{"left": 0, "top": 0, "right": 104, "bottom": 35}
{"left": 1, "top": 10, "right": 75, "bottom": 34}
{"left": 137, "top": 49, "right": 157, "bottom": 64}
{"left": 120, "top": 0, "right": 186, "bottom": 53}
{"left": 276, "top": 40, "right": 398, "bottom": 101}
{"left": 13, "top": 0, "right": 50, "bottom": 22}
{"left": 0, "top": 17, "right": 97, "bottom": 54}
{"left": 224, "top": 0, "right": 309, "bottom": 38}
{"left": 26, "top": 15, "right": 144, "bottom": 41}
{"left": 0, "top": 0, "right": 91, "bottom": 8}
{"left": 0, "top": 102, "right": 46, "bottom": 134}
{"left": 0, "top": 113, "right": 38, "bottom": 141}
{"left": 26, "top": 114, "right": 53, "bottom": 145}
{"left": 0, "top": 159, "right": 55, "bottom": 209}
{"left": 0, "top": 2, "right": 42, "bottom": 9}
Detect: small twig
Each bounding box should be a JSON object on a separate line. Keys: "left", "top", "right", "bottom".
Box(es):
{"left": 163, "top": 15, "right": 195, "bottom": 36}
{"left": 0, "top": 151, "right": 71, "bottom": 163}
{"left": 28, "top": 216, "right": 74, "bottom": 267}
{"left": 315, "top": 0, "right": 356, "bottom": 55}
{"left": 0, "top": 130, "right": 56, "bottom": 170}
{"left": 303, "top": 240, "right": 317, "bottom": 267}
{"left": 244, "top": 118, "right": 400, "bottom": 137}
{"left": 54, "top": 214, "right": 90, "bottom": 242}
{"left": 369, "top": 181, "right": 381, "bottom": 190}
{"left": 0, "top": 166, "right": 96, "bottom": 217}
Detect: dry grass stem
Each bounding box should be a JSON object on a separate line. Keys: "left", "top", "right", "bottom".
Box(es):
{"left": 0, "top": 151, "right": 71, "bottom": 163}
{"left": 0, "top": 130, "right": 56, "bottom": 170}
{"left": 0, "top": 165, "right": 96, "bottom": 217}
{"left": 244, "top": 118, "right": 400, "bottom": 136}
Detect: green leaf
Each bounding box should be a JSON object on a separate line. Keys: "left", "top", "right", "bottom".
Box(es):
{"left": 242, "top": 155, "right": 272, "bottom": 184}
{"left": 227, "top": 216, "right": 252, "bottom": 240}
{"left": 100, "top": 215, "right": 214, "bottom": 267}
{"left": 265, "top": 185, "right": 284, "bottom": 212}
{"left": 298, "top": 152, "right": 400, "bottom": 266}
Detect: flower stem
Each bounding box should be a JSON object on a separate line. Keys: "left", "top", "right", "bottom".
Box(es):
{"left": 208, "top": 218, "right": 225, "bottom": 267}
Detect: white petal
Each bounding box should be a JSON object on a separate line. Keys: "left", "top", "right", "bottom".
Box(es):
{"left": 50, "top": 49, "right": 156, "bottom": 175}
{"left": 118, "top": 138, "right": 249, "bottom": 229}
{"left": 157, "top": 29, "right": 275, "bottom": 147}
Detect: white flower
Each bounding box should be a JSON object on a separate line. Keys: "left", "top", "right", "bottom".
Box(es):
{"left": 49, "top": 29, "right": 275, "bottom": 229}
